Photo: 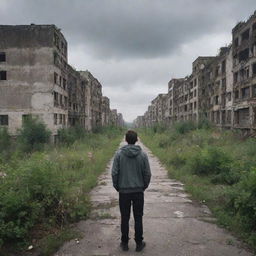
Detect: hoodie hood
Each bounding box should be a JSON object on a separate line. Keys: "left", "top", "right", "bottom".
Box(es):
{"left": 121, "top": 144, "right": 142, "bottom": 158}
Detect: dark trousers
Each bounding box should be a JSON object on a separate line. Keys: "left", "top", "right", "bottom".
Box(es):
{"left": 119, "top": 192, "right": 144, "bottom": 244}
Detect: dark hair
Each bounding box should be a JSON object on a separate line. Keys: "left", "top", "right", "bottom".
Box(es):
{"left": 125, "top": 130, "right": 138, "bottom": 144}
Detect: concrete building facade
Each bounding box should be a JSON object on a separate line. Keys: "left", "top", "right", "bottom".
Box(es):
{"left": 135, "top": 11, "right": 256, "bottom": 134}
{"left": 0, "top": 25, "right": 124, "bottom": 136}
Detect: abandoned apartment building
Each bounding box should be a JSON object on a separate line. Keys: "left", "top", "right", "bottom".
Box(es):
{"left": 134, "top": 11, "right": 256, "bottom": 134}
{"left": 0, "top": 25, "right": 124, "bottom": 137}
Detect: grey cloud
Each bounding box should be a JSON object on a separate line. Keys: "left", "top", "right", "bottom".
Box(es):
{"left": 1, "top": 0, "right": 256, "bottom": 59}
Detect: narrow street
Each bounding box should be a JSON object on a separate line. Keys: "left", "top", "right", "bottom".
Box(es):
{"left": 55, "top": 141, "right": 252, "bottom": 256}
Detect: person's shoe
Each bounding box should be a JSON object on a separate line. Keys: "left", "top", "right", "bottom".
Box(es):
{"left": 120, "top": 242, "right": 129, "bottom": 251}
{"left": 136, "top": 241, "right": 146, "bottom": 252}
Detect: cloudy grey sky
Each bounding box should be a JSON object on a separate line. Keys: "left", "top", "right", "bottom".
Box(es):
{"left": 0, "top": 0, "right": 256, "bottom": 121}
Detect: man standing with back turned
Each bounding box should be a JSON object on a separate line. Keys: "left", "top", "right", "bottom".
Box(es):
{"left": 112, "top": 130, "right": 151, "bottom": 252}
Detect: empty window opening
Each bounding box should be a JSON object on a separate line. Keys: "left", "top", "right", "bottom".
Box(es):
{"left": 235, "top": 90, "right": 239, "bottom": 99}
{"left": 0, "top": 71, "right": 7, "bottom": 80}
{"left": 241, "top": 29, "right": 250, "bottom": 41}
{"left": 252, "top": 63, "right": 256, "bottom": 75}
{"left": 234, "top": 72, "right": 238, "bottom": 83}
{"left": 222, "top": 78, "right": 226, "bottom": 88}
{"left": 222, "top": 111, "right": 226, "bottom": 124}
{"left": 54, "top": 91, "right": 58, "bottom": 106}
{"left": 242, "top": 87, "right": 250, "bottom": 99}
{"left": 54, "top": 114, "right": 58, "bottom": 125}
{"left": 235, "top": 108, "right": 250, "bottom": 126}
{"left": 194, "top": 102, "right": 197, "bottom": 109}
{"left": 253, "top": 85, "right": 256, "bottom": 97}
{"left": 227, "top": 92, "right": 232, "bottom": 101}
{"left": 215, "top": 95, "right": 219, "bottom": 105}
{"left": 239, "top": 48, "right": 249, "bottom": 62}
{"left": 0, "top": 115, "right": 8, "bottom": 126}
{"left": 54, "top": 72, "right": 58, "bottom": 84}
{"left": 227, "top": 110, "right": 231, "bottom": 124}
{"left": 234, "top": 37, "right": 239, "bottom": 47}
{"left": 215, "top": 67, "right": 219, "bottom": 77}
{"left": 0, "top": 52, "right": 6, "bottom": 62}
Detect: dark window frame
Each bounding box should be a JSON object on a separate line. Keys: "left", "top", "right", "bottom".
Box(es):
{"left": 0, "top": 115, "right": 8, "bottom": 126}
{"left": 0, "top": 71, "right": 7, "bottom": 80}
{"left": 0, "top": 52, "right": 6, "bottom": 62}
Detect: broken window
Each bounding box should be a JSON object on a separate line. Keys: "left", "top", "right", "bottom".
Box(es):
{"left": 215, "top": 95, "right": 219, "bottom": 105}
{"left": 54, "top": 72, "right": 58, "bottom": 84}
{"left": 234, "top": 72, "right": 238, "bottom": 84}
{"left": 221, "top": 60, "right": 226, "bottom": 73}
{"left": 64, "top": 96, "right": 68, "bottom": 108}
{"left": 54, "top": 113, "right": 58, "bottom": 125}
{"left": 227, "top": 92, "right": 232, "bottom": 101}
{"left": 222, "top": 111, "right": 226, "bottom": 124}
{"left": 252, "top": 63, "right": 256, "bottom": 75}
{"left": 59, "top": 94, "right": 63, "bottom": 106}
{"left": 59, "top": 76, "right": 62, "bottom": 86}
{"left": 0, "top": 52, "right": 6, "bottom": 62}
{"left": 241, "top": 29, "right": 250, "bottom": 41}
{"left": 234, "top": 37, "right": 239, "bottom": 47}
{"left": 241, "top": 87, "right": 250, "bottom": 99}
{"left": 194, "top": 89, "right": 197, "bottom": 97}
{"left": 215, "top": 67, "right": 219, "bottom": 77}
{"left": 235, "top": 90, "right": 239, "bottom": 99}
{"left": 59, "top": 114, "right": 63, "bottom": 124}
{"left": 222, "top": 78, "right": 226, "bottom": 88}
{"left": 239, "top": 48, "right": 249, "bottom": 62}
{"left": 0, "top": 115, "right": 8, "bottom": 126}
{"left": 216, "top": 111, "right": 220, "bottom": 124}
{"left": 0, "top": 71, "right": 7, "bottom": 80}
{"left": 190, "top": 103, "right": 193, "bottom": 110}
{"left": 54, "top": 91, "right": 58, "bottom": 107}
{"left": 236, "top": 108, "right": 250, "bottom": 126}
{"left": 185, "top": 105, "right": 187, "bottom": 111}
{"left": 63, "top": 78, "right": 66, "bottom": 90}
{"left": 194, "top": 101, "right": 197, "bottom": 109}
{"left": 227, "top": 110, "right": 231, "bottom": 124}
{"left": 22, "top": 114, "right": 30, "bottom": 124}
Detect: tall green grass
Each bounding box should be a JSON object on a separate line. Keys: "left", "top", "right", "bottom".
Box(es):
{"left": 139, "top": 122, "right": 256, "bottom": 251}
{"left": 0, "top": 125, "right": 123, "bottom": 254}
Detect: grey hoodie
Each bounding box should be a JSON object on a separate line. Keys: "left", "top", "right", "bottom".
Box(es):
{"left": 111, "top": 144, "right": 151, "bottom": 193}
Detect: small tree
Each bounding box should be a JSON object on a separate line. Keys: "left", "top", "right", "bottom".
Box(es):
{"left": 17, "top": 116, "right": 51, "bottom": 152}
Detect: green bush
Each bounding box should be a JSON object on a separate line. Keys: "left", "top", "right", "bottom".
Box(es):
{"left": 231, "top": 168, "right": 256, "bottom": 229}
{"left": 17, "top": 116, "right": 51, "bottom": 152}
{"left": 184, "top": 146, "right": 239, "bottom": 185}
{"left": 57, "top": 125, "right": 87, "bottom": 145}
{"left": 0, "top": 127, "right": 122, "bottom": 249}
{"left": 174, "top": 121, "right": 197, "bottom": 134}
{"left": 197, "top": 118, "right": 212, "bottom": 129}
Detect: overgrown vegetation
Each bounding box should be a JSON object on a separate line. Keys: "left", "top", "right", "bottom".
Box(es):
{"left": 139, "top": 121, "right": 256, "bottom": 250}
{"left": 0, "top": 122, "right": 123, "bottom": 255}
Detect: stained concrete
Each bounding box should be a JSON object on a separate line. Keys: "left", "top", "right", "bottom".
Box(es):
{"left": 55, "top": 141, "right": 253, "bottom": 256}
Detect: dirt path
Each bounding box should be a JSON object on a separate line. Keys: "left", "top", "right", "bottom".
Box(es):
{"left": 55, "top": 141, "right": 252, "bottom": 256}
